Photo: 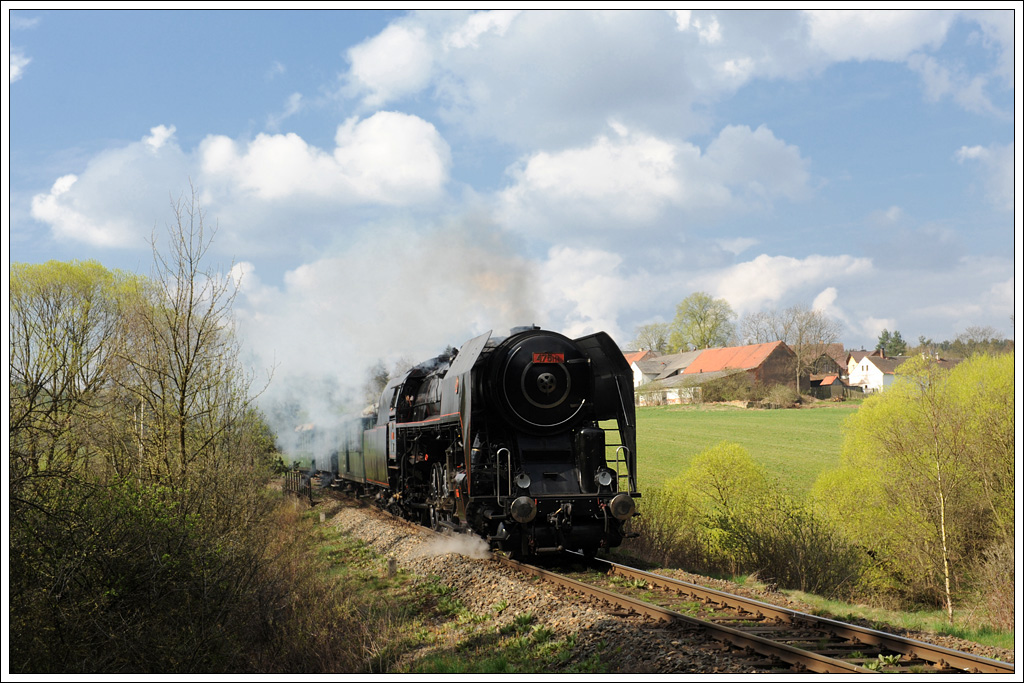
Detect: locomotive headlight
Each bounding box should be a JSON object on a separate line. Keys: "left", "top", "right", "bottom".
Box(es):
{"left": 510, "top": 496, "right": 538, "bottom": 523}
{"left": 609, "top": 493, "right": 636, "bottom": 520}
{"left": 594, "top": 469, "right": 613, "bottom": 488}
{"left": 515, "top": 472, "right": 531, "bottom": 489}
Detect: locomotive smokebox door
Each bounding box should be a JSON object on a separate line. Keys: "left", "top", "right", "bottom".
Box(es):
{"left": 492, "top": 331, "right": 592, "bottom": 434}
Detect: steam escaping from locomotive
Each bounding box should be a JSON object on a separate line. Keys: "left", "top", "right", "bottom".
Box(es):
{"left": 309, "top": 326, "right": 640, "bottom": 557}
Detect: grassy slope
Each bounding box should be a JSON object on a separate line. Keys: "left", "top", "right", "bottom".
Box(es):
{"left": 633, "top": 402, "right": 862, "bottom": 498}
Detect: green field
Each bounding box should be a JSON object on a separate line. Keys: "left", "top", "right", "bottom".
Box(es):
{"left": 632, "top": 402, "right": 862, "bottom": 499}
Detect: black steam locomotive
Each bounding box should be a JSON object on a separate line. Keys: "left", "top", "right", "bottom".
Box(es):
{"left": 312, "top": 326, "right": 640, "bottom": 557}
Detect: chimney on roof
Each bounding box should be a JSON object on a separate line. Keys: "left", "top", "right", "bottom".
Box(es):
{"left": 880, "top": 346, "right": 885, "bottom": 359}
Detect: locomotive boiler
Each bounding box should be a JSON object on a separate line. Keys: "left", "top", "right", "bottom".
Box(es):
{"left": 319, "top": 326, "right": 640, "bottom": 557}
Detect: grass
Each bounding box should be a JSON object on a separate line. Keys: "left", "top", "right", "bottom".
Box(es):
{"left": 622, "top": 402, "right": 1015, "bottom": 652}
{"left": 306, "top": 507, "right": 614, "bottom": 674}
{"left": 633, "top": 401, "right": 862, "bottom": 498}
{"left": 731, "top": 574, "right": 1015, "bottom": 652}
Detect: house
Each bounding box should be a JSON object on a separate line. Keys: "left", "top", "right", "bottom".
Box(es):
{"left": 632, "top": 350, "right": 703, "bottom": 405}
{"left": 623, "top": 350, "right": 654, "bottom": 367}
{"left": 630, "top": 350, "right": 700, "bottom": 390}
{"left": 683, "top": 341, "right": 796, "bottom": 389}
{"left": 845, "top": 350, "right": 876, "bottom": 380}
{"left": 808, "top": 373, "right": 858, "bottom": 400}
{"left": 803, "top": 348, "right": 847, "bottom": 391}
{"left": 636, "top": 342, "right": 796, "bottom": 405}
{"left": 821, "top": 343, "right": 848, "bottom": 371}
{"left": 849, "top": 350, "right": 961, "bottom": 394}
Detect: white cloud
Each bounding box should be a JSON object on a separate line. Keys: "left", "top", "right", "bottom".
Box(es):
{"left": 30, "top": 129, "right": 192, "bottom": 248}
{"left": 718, "top": 237, "right": 759, "bottom": 255}
{"left": 443, "top": 10, "right": 520, "bottom": 50}
{"left": 698, "top": 254, "right": 873, "bottom": 315}
{"left": 498, "top": 122, "right": 810, "bottom": 237}
{"left": 805, "top": 10, "right": 954, "bottom": 62}
{"left": 10, "top": 49, "right": 31, "bottom": 82}
{"left": 672, "top": 10, "right": 723, "bottom": 44}
{"left": 200, "top": 111, "right": 450, "bottom": 203}
{"left": 266, "top": 92, "right": 303, "bottom": 130}
{"left": 144, "top": 124, "right": 176, "bottom": 151}
{"left": 346, "top": 22, "right": 434, "bottom": 108}
{"left": 906, "top": 53, "right": 1001, "bottom": 116}
{"left": 955, "top": 142, "right": 1013, "bottom": 211}
{"left": 29, "top": 114, "right": 452, "bottom": 250}
{"left": 537, "top": 246, "right": 632, "bottom": 341}
{"left": 335, "top": 10, "right": 1012, "bottom": 149}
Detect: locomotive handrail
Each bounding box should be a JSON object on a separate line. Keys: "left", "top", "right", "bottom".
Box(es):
{"left": 614, "top": 445, "right": 632, "bottom": 492}
{"left": 497, "top": 447, "right": 511, "bottom": 504}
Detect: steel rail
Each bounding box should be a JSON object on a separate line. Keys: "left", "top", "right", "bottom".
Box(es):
{"left": 498, "top": 555, "right": 873, "bottom": 673}
{"left": 585, "top": 555, "right": 1014, "bottom": 675}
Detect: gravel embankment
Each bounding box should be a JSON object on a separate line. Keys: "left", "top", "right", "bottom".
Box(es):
{"left": 315, "top": 494, "right": 1014, "bottom": 673}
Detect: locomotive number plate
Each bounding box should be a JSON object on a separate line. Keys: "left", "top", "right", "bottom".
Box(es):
{"left": 532, "top": 352, "right": 564, "bottom": 364}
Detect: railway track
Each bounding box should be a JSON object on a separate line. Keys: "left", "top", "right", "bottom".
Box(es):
{"left": 497, "top": 553, "right": 1015, "bottom": 675}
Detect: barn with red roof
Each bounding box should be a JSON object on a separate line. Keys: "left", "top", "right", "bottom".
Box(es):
{"left": 683, "top": 341, "right": 796, "bottom": 389}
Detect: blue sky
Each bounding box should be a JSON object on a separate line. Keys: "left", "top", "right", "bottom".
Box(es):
{"left": 6, "top": 8, "right": 1020, "bottom": 409}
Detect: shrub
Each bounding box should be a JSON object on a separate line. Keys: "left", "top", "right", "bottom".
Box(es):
{"left": 761, "top": 383, "right": 799, "bottom": 408}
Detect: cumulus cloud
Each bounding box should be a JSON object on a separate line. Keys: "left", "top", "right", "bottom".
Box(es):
{"left": 698, "top": 254, "right": 873, "bottom": 315}
{"left": 498, "top": 122, "right": 810, "bottom": 238}
{"left": 29, "top": 114, "right": 452, "bottom": 251}
{"left": 200, "top": 111, "right": 450, "bottom": 203}
{"left": 537, "top": 246, "right": 634, "bottom": 341}
{"left": 671, "top": 10, "right": 723, "bottom": 44}
{"left": 30, "top": 127, "right": 191, "bottom": 248}
{"left": 345, "top": 22, "right": 434, "bottom": 107}
{"left": 805, "top": 10, "right": 954, "bottom": 62}
{"left": 144, "top": 124, "right": 176, "bottom": 150}
{"left": 443, "top": 10, "right": 520, "bottom": 49}
{"left": 337, "top": 10, "right": 1009, "bottom": 147}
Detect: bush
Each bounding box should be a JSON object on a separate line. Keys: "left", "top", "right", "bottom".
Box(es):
{"left": 621, "top": 486, "right": 703, "bottom": 569}
{"left": 761, "top": 383, "right": 799, "bottom": 408}
{"left": 623, "top": 442, "right": 863, "bottom": 597}
{"left": 967, "top": 539, "right": 1015, "bottom": 631}
{"left": 8, "top": 479, "right": 367, "bottom": 673}
{"left": 700, "top": 371, "right": 755, "bottom": 403}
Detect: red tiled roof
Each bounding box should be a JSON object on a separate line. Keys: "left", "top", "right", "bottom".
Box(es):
{"left": 623, "top": 350, "right": 651, "bottom": 366}
{"left": 683, "top": 341, "right": 788, "bottom": 374}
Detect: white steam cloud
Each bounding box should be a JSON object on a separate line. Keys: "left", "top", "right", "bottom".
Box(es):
{"left": 236, "top": 213, "right": 540, "bottom": 460}
{"left": 416, "top": 532, "right": 492, "bottom": 560}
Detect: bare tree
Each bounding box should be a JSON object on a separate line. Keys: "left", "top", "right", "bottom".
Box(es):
{"left": 740, "top": 304, "right": 842, "bottom": 390}
{"left": 120, "top": 186, "right": 259, "bottom": 484}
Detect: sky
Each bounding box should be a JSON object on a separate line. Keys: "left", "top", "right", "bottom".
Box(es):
{"left": 5, "top": 7, "right": 1021, "bottom": 419}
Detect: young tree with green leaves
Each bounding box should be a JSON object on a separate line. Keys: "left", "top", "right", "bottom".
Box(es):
{"left": 669, "top": 292, "right": 736, "bottom": 352}
{"left": 813, "top": 354, "right": 1013, "bottom": 621}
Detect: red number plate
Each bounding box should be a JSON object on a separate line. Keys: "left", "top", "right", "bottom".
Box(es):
{"left": 533, "top": 352, "right": 564, "bottom": 364}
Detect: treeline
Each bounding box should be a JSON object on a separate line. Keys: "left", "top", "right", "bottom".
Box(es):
{"left": 625, "top": 353, "right": 1014, "bottom": 629}
{"left": 9, "top": 196, "right": 362, "bottom": 672}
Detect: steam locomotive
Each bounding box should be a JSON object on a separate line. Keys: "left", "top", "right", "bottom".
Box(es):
{"left": 311, "top": 326, "right": 640, "bottom": 557}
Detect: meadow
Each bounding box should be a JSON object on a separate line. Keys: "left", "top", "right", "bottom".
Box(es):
{"left": 631, "top": 401, "right": 862, "bottom": 498}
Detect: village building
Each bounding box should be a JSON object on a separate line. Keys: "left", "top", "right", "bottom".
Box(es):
{"left": 847, "top": 349, "right": 959, "bottom": 393}
{"left": 634, "top": 341, "right": 797, "bottom": 405}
